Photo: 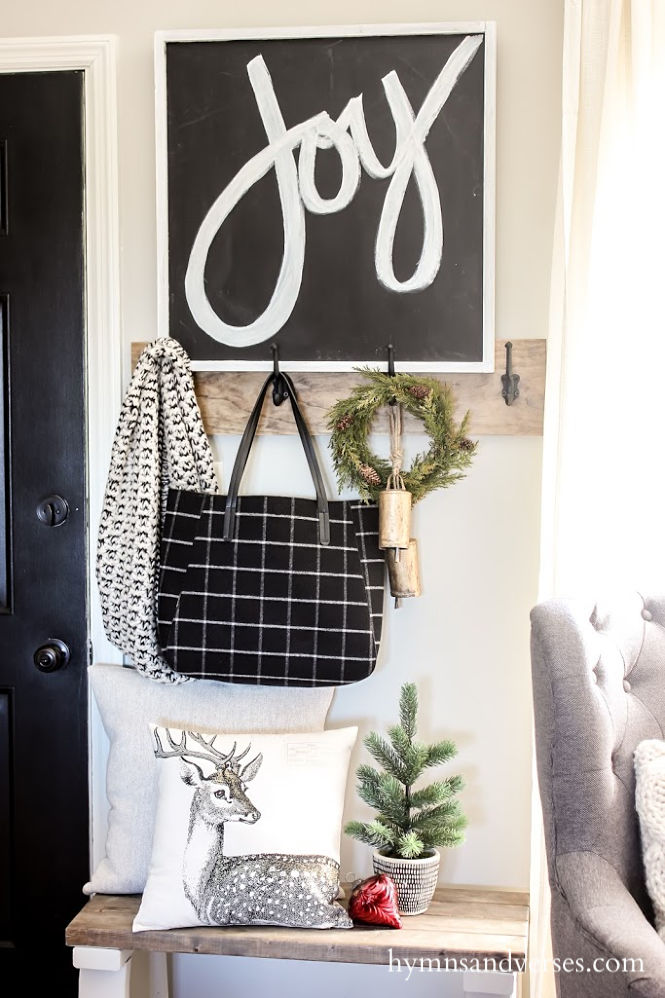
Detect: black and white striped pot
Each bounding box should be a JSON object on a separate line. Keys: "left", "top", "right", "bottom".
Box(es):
{"left": 372, "top": 848, "right": 440, "bottom": 915}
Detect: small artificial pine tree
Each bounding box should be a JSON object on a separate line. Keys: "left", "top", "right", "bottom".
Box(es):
{"left": 345, "top": 683, "right": 467, "bottom": 859}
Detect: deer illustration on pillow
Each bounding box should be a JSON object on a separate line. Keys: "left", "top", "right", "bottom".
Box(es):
{"left": 153, "top": 729, "right": 351, "bottom": 928}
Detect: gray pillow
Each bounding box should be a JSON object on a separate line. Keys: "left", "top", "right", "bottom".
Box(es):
{"left": 86, "top": 664, "right": 333, "bottom": 895}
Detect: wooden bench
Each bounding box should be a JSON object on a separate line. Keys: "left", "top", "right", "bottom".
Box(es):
{"left": 66, "top": 886, "right": 529, "bottom": 998}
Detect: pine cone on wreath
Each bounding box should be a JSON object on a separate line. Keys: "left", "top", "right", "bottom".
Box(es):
{"left": 359, "top": 463, "right": 382, "bottom": 486}
{"left": 408, "top": 384, "right": 431, "bottom": 400}
{"left": 336, "top": 414, "right": 354, "bottom": 431}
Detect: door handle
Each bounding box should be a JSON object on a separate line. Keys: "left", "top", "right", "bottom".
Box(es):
{"left": 36, "top": 495, "right": 69, "bottom": 527}
{"left": 33, "top": 639, "right": 70, "bottom": 673}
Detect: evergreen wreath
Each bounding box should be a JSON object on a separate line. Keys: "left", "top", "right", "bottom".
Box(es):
{"left": 345, "top": 682, "right": 467, "bottom": 859}
{"left": 328, "top": 368, "right": 476, "bottom": 503}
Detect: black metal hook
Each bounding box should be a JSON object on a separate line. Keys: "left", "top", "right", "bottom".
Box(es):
{"left": 271, "top": 343, "right": 289, "bottom": 406}
{"left": 387, "top": 344, "right": 397, "bottom": 404}
{"left": 501, "top": 341, "right": 520, "bottom": 406}
{"left": 387, "top": 344, "right": 395, "bottom": 377}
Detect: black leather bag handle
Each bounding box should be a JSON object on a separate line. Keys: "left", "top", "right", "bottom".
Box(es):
{"left": 223, "top": 372, "right": 330, "bottom": 545}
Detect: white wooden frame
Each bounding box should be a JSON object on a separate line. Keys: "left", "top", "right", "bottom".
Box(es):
{"left": 155, "top": 23, "right": 496, "bottom": 373}
{"left": 0, "top": 35, "right": 123, "bottom": 869}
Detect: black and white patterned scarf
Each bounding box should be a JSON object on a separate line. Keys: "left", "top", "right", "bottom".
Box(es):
{"left": 96, "top": 338, "right": 219, "bottom": 682}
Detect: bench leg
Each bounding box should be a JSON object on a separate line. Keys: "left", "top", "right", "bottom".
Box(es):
{"left": 462, "top": 971, "right": 518, "bottom": 997}
{"left": 148, "top": 952, "right": 170, "bottom": 998}
{"left": 72, "top": 947, "right": 133, "bottom": 998}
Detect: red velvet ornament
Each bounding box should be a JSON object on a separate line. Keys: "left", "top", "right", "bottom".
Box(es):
{"left": 348, "top": 874, "right": 403, "bottom": 928}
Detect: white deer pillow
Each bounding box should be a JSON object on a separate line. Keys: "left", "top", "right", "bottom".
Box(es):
{"left": 134, "top": 725, "right": 357, "bottom": 931}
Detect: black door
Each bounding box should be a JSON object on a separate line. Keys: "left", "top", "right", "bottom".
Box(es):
{"left": 0, "top": 71, "right": 88, "bottom": 992}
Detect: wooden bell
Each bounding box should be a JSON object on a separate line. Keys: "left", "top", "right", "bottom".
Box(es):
{"left": 378, "top": 486, "right": 412, "bottom": 551}
{"left": 385, "top": 538, "right": 421, "bottom": 600}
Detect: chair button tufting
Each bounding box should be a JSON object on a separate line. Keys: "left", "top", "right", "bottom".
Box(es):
{"left": 623, "top": 679, "right": 631, "bottom": 692}
{"left": 642, "top": 609, "right": 653, "bottom": 621}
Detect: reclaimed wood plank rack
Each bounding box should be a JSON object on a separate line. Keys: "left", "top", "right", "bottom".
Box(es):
{"left": 66, "top": 886, "right": 529, "bottom": 997}
{"left": 132, "top": 339, "right": 546, "bottom": 437}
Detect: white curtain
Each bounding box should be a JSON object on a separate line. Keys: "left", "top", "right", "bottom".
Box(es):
{"left": 541, "top": 0, "right": 665, "bottom": 597}
{"left": 533, "top": 4, "right": 665, "bottom": 996}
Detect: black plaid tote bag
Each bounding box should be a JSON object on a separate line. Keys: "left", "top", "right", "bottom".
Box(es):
{"left": 157, "top": 371, "right": 385, "bottom": 686}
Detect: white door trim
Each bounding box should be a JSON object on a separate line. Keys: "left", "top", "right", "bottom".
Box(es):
{"left": 0, "top": 35, "right": 123, "bottom": 866}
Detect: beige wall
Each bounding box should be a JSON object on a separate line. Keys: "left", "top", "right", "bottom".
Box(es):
{"left": 3, "top": 1, "right": 562, "bottom": 994}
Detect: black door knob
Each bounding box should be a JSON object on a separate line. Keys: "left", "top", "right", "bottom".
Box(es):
{"left": 36, "top": 494, "right": 69, "bottom": 527}
{"left": 33, "top": 639, "right": 70, "bottom": 673}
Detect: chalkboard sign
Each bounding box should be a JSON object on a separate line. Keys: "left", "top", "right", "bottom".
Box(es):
{"left": 156, "top": 24, "right": 496, "bottom": 371}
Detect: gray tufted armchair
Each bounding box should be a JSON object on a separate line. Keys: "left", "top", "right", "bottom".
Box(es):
{"left": 531, "top": 594, "right": 665, "bottom": 997}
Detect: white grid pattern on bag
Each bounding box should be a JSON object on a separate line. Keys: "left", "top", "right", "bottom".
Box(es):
{"left": 157, "top": 494, "right": 384, "bottom": 685}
